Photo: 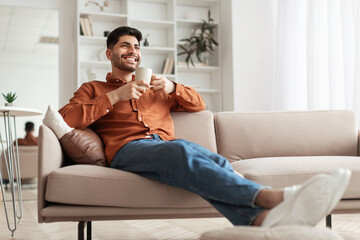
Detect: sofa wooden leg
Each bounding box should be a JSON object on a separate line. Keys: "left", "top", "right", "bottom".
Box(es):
{"left": 78, "top": 221, "right": 92, "bottom": 240}
{"left": 87, "top": 221, "right": 92, "bottom": 240}
{"left": 78, "top": 221, "right": 85, "bottom": 240}
{"left": 326, "top": 215, "right": 332, "bottom": 228}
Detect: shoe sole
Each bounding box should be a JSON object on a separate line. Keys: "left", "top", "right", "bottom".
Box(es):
{"left": 264, "top": 169, "right": 351, "bottom": 227}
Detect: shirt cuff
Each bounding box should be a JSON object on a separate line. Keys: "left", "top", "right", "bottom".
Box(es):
{"left": 95, "top": 94, "right": 114, "bottom": 114}
{"left": 171, "top": 83, "right": 188, "bottom": 98}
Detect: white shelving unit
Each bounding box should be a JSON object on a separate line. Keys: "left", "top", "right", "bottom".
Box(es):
{"left": 76, "top": 0, "right": 221, "bottom": 111}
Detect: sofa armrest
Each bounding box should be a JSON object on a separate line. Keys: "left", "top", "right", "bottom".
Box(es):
{"left": 38, "top": 125, "right": 64, "bottom": 223}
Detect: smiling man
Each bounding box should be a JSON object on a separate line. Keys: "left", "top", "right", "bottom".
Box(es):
{"left": 59, "top": 26, "right": 351, "bottom": 228}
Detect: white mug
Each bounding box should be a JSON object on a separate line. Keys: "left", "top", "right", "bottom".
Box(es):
{"left": 135, "top": 67, "right": 152, "bottom": 85}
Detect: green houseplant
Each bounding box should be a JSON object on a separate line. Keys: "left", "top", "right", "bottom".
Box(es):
{"left": 178, "top": 10, "right": 218, "bottom": 67}
{"left": 2, "top": 92, "right": 17, "bottom": 106}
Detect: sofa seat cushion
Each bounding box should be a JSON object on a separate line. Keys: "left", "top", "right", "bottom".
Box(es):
{"left": 232, "top": 156, "right": 360, "bottom": 199}
{"left": 45, "top": 165, "right": 211, "bottom": 208}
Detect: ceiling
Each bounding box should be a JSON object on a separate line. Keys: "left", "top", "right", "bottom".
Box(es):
{"left": 0, "top": 6, "right": 59, "bottom": 54}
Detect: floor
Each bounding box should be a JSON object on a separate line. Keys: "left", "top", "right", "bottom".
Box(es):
{"left": 1, "top": 186, "right": 360, "bottom": 240}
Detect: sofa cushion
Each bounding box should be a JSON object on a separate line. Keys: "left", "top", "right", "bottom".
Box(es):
{"left": 59, "top": 128, "right": 106, "bottom": 166}
{"left": 172, "top": 111, "right": 217, "bottom": 153}
{"left": 45, "top": 164, "right": 211, "bottom": 208}
{"left": 232, "top": 156, "right": 360, "bottom": 199}
{"left": 215, "top": 111, "right": 358, "bottom": 162}
{"left": 43, "top": 105, "right": 107, "bottom": 166}
{"left": 199, "top": 226, "right": 344, "bottom": 240}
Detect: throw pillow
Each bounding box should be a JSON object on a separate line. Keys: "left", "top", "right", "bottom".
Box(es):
{"left": 43, "top": 105, "right": 107, "bottom": 166}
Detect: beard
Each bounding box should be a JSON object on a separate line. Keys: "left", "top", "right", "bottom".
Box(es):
{"left": 111, "top": 52, "right": 140, "bottom": 72}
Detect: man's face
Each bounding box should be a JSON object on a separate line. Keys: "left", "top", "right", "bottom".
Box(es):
{"left": 108, "top": 35, "right": 141, "bottom": 72}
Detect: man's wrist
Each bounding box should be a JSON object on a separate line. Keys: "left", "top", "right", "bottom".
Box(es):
{"left": 168, "top": 81, "right": 176, "bottom": 94}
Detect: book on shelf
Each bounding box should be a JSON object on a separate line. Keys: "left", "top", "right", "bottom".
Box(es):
{"left": 79, "top": 17, "right": 88, "bottom": 36}
{"left": 84, "top": 16, "right": 94, "bottom": 36}
{"left": 162, "top": 58, "right": 170, "bottom": 74}
{"left": 167, "top": 58, "right": 174, "bottom": 74}
{"left": 80, "top": 16, "right": 94, "bottom": 37}
{"left": 162, "top": 57, "right": 174, "bottom": 75}
{"left": 87, "top": 16, "right": 94, "bottom": 36}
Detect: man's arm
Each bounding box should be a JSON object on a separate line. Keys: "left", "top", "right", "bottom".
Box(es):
{"left": 169, "top": 83, "right": 206, "bottom": 112}
{"left": 59, "top": 81, "right": 149, "bottom": 129}
{"left": 59, "top": 83, "right": 113, "bottom": 129}
{"left": 150, "top": 74, "right": 206, "bottom": 112}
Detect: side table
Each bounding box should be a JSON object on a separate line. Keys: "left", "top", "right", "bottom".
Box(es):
{"left": 0, "top": 106, "right": 42, "bottom": 236}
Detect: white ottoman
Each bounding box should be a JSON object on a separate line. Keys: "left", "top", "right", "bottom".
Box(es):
{"left": 200, "top": 226, "right": 344, "bottom": 240}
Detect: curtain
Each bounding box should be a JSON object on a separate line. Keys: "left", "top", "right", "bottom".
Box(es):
{"left": 272, "top": 0, "right": 360, "bottom": 119}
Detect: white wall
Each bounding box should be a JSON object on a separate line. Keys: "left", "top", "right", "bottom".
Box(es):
{"left": 0, "top": 0, "right": 77, "bottom": 138}
{"left": 222, "top": 0, "right": 276, "bottom": 112}
{"left": 0, "top": 51, "right": 59, "bottom": 137}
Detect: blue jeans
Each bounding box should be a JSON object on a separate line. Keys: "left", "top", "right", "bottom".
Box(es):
{"left": 109, "top": 134, "right": 266, "bottom": 225}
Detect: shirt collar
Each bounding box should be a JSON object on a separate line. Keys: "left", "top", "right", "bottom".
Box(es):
{"left": 106, "top": 72, "right": 128, "bottom": 85}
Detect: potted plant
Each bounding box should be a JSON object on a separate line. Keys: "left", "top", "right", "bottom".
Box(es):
{"left": 2, "top": 92, "right": 17, "bottom": 106}
{"left": 178, "top": 10, "right": 219, "bottom": 67}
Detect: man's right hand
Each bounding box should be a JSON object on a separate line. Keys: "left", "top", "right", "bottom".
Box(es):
{"left": 107, "top": 80, "right": 149, "bottom": 105}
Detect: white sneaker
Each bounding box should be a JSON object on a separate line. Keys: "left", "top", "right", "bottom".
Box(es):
{"left": 261, "top": 168, "right": 351, "bottom": 227}
{"left": 283, "top": 184, "right": 301, "bottom": 200}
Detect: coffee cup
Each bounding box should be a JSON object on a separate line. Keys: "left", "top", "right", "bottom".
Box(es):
{"left": 135, "top": 67, "right": 152, "bottom": 85}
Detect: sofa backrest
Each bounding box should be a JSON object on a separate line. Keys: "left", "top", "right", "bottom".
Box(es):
{"left": 215, "top": 110, "right": 358, "bottom": 162}
{"left": 172, "top": 110, "right": 217, "bottom": 153}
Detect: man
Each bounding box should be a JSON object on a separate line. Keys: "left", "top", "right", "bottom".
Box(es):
{"left": 59, "top": 26, "right": 351, "bottom": 227}
{"left": 17, "top": 121, "right": 38, "bottom": 145}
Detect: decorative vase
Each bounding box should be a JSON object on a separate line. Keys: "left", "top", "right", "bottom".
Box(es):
{"left": 5, "top": 103, "right": 13, "bottom": 107}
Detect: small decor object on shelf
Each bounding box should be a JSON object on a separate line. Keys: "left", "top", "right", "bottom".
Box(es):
{"left": 2, "top": 92, "right": 17, "bottom": 106}
{"left": 85, "top": 0, "right": 110, "bottom": 12}
{"left": 178, "top": 10, "right": 218, "bottom": 67}
{"left": 143, "top": 38, "right": 149, "bottom": 47}
{"left": 103, "top": 31, "right": 110, "bottom": 37}
{"left": 86, "top": 68, "right": 97, "bottom": 81}
{"left": 143, "top": 34, "right": 150, "bottom": 47}
{"left": 98, "top": 47, "right": 107, "bottom": 61}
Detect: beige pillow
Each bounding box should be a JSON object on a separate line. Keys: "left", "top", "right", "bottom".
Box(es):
{"left": 200, "top": 226, "right": 344, "bottom": 240}
{"left": 43, "top": 105, "right": 107, "bottom": 166}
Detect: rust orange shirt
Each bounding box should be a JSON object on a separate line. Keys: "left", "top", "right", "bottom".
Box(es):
{"left": 59, "top": 73, "right": 206, "bottom": 164}
{"left": 17, "top": 133, "right": 38, "bottom": 146}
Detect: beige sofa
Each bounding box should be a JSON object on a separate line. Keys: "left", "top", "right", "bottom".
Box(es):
{"left": 38, "top": 110, "right": 360, "bottom": 240}
{"left": 1, "top": 146, "right": 38, "bottom": 186}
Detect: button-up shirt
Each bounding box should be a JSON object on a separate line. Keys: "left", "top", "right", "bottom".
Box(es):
{"left": 17, "top": 133, "right": 38, "bottom": 146}
{"left": 59, "top": 73, "right": 206, "bottom": 164}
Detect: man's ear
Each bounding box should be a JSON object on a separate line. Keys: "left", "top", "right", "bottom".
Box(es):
{"left": 106, "top": 49, "right": 112, "bottom": 60}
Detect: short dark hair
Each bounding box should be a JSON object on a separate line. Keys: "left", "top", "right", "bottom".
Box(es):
{"left": 106, "top": 26, "right": 142, "bottom": 49}
{"left": 25, "top": 121, "right": 34, "bottom": 132}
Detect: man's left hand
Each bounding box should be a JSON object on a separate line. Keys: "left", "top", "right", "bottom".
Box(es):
{"left": 150, "top": 74, "right": 175, "bottom": 94}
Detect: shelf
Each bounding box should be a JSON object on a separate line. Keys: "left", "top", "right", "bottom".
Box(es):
{"left": 129, "top": 19, "right": 174, "bottom": 29}
{"left": 80, "top": 60, "right": 111, "bottom": 68}
{"left": 176, "top": 0, "right": 218, "bottom": 7}
{"left": 80, "top": 36, "right": 106, "bottom": 44}
{"left": 177, "top": 65, "right": 219, "bottom": 72}
{"left": 176, "top": 19, "right": 218, "bottom": 28}
{"left": 131, "top": 0, "right": 169, "bottom": 3}
{"left": 80, "top": 12, "right": 127, "bottom": 22}
{"left": 141, "top": 46, "right": 175, "bottom": 53}
{"left": 161, "top": 74, "right": 175, "bottom": 78}
{"left": 195, "top": 89, "right": 220, "bottom": 94}
{"left": 77, "top": 0, "right": 221, "bottom": 112}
